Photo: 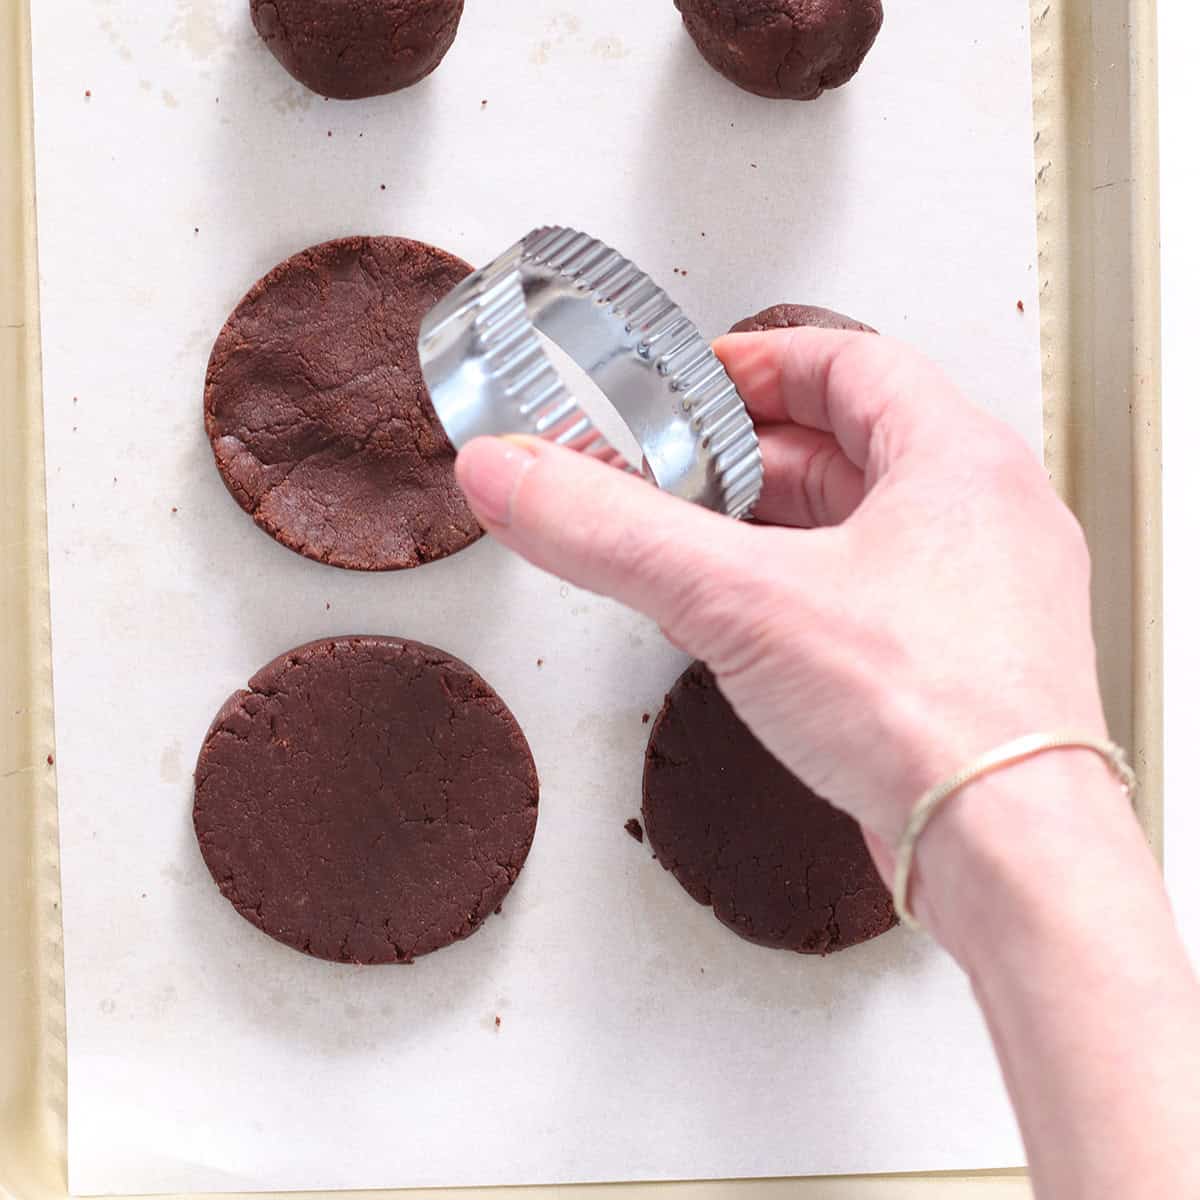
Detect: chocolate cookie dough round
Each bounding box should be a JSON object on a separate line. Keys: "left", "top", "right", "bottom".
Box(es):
{"left": 730, "top": 303, "right": 877, "bottom": 335}
{"left": 205, "top": 236, "right": 481, "bottom": 572}
{"left": 194, "top": 637, "right": 539, "bottom": 964}
{"left": 249, "top": 0, "right": 465, "bottom": 100}
{"left": 675, "top": 0, "right": 883, "bottom": 101}
{"left": 642, "top": 663, "right": 896, "bottom": 955}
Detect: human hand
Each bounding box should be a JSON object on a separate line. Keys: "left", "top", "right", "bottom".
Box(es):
{"left": 453, "top": 329, "right": 1109, "bottom": 885}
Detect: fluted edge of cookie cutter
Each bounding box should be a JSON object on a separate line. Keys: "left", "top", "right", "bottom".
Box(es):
{"left": 417, "top": 226, "right": 764, "bottom": 520}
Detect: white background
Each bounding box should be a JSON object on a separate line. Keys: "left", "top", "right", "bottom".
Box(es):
{"left": 32, "top": 1, "right": 1041, "bottom": 1193}
{"left": 1161, "top": 10, "right": 1200, "bottom": 970}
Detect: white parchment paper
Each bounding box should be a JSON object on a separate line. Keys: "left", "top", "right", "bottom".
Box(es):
{"left": 33, "top": 1, "right": 1040, "bottom": 1192}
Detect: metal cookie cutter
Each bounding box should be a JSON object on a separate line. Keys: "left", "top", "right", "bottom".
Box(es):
{"left": 417, "top": 226, "right": 763, "bottom": 519}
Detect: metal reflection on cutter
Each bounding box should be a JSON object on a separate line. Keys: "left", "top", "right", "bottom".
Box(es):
{"left": 417, "top": 226, "right": 763, "bottom": 519}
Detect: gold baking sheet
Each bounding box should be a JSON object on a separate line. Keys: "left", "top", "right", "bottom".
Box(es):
{"left": 0, "top": 0, "right": 1159, "bottom": 1195}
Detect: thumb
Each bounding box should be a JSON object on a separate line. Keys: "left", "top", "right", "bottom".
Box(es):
{"left": 455, "top": 435, "right": 774, "bottom": 667}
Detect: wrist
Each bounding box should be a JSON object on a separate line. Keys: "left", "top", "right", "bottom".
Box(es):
{"left": 907, "top": 747, "right": 1152, "bottom": 971}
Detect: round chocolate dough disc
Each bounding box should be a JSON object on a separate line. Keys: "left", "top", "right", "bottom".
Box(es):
{"left": 249, "top": 0, "right": 465, "bottom": 100}
{"left": 205, "top": 236, "right": 481, "bottom": 572}
{"left": 675, "top": 0, "right": 883, "bottom": 101}
{"left": 730, "top": 303, "right": 877, "bottom": 335}
{"left": 642, "top": 663, "right": 896, "bottom": 955}
{"left": 194, "top": 637, "right": 539, "bottom": 964}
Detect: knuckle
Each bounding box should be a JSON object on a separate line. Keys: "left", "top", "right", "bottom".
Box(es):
{"left": 969, "top": 425, "right": 1037, "bottom": 486}
{"left": 658, "top": 535, "right": 797, "bottom": 670}
{"left": 658, "top": 557, "right": 735, "bottom": 640}
{"left": 802, "top": 439, "right": 844, "bottom": 526}
{"left": 592, "top": 519, "right": 678, "bottom": 589}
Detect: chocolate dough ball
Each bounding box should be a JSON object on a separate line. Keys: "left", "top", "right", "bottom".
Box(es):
{"left": 250, "top": 0, "right": 465, "bottom": 100}
{"left": 676, "top": 0, "right": 883, "bottom": 101}
{"left": 730, "top": 303, "right": 877, "bottom": 334}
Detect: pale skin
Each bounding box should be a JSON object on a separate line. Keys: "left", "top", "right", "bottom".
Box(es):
{"left": 454, "top": 328, "right": 1200, "bottom": 1199}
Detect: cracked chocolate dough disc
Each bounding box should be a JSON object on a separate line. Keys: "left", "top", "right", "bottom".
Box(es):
{"left": 730, "top": 303, "right": 877, "bottom": 335}
{"left": 642, "top": 663, "right": 896, "bottom": 955}
{"left": 205, "top": 236, "right": 481, "bottom": 571}
{"left": 676, "top": 0, "right": 883, "bottom": 101}
{"left": 193, "top": 636, "right": 539, "bottom": 964}
{"left": 249, "top": 0, "right": 465, "bottom": 99}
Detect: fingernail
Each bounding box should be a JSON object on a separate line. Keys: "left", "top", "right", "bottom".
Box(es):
{"left": 456, "top": 437, "right": 537, "bottom": 527}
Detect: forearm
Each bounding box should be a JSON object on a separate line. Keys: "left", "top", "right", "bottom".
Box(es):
{"left": 915, "top": 754, "right": 1200, "bottom": 1197}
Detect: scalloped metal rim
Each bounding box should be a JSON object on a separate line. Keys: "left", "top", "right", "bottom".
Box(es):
{"left": 418, "top": 225, "right": 764, "bottom": 520}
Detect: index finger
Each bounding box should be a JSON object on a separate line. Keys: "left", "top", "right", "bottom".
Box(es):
{"left": 713, "top": 328, "right": 967, "bottom": 473}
